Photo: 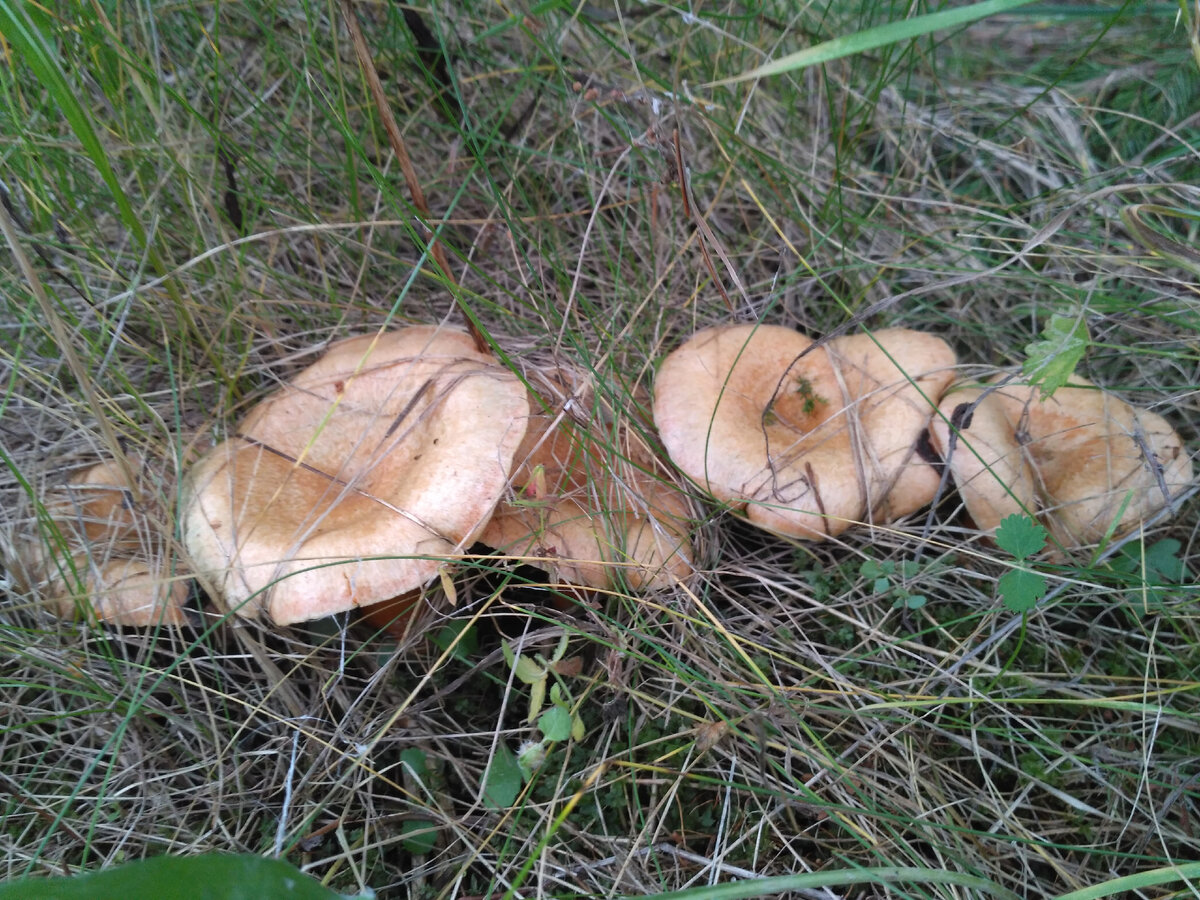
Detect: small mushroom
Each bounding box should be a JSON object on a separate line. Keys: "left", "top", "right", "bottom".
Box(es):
{"left": 45, "top": 553, "right": 190, "bottom": 627}
{"left": 44, "top": 457, "right": 145, "bottom": 549}
{"left": 181, "top": 326, "right": 529, "bottom": 625}
{"left": 653, "top": 324, "right": 956, "bottom": 540}
{"left": 932, "top": 377, "right": 1193, "bottom": 546}
{"left": 481, "top": 368, "right": 693, "bottom": 591}
{"left": 15, "top": 458, "right": 190, "bottom": 626}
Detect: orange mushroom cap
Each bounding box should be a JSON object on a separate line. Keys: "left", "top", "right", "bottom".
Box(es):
{"left": 47, "top": 554, "right": 190, "bottom": 627}
{"left": 929, "top": 385, "right": 1038, "bottom": 534}
{"left": 181, "top": 326, "right": 529, "bottom": 625}
{"left": 480, "top": 381, "right": 693, "bottom": 590}
{"left": 986, "top": 378, "right": 1188, "bottom": 545}
{"left": 653, "top": 324, "right": 956, "bottom": 540}
{"left": 24, "top": 458, "right": 191, "bottom": 627}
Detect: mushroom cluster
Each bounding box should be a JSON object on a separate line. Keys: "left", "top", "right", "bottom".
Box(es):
{"left": 179, "top": 327, "right": 694, "bottom": 627}
{"left": 652, "top": 323, "right": 1191, "bottom": 550}
{"left": 17, "top": 318, "right": 1192, "bottom": 632}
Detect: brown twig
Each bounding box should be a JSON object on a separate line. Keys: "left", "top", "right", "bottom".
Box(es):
{"left": 673, "top": 128, "right": 742, "bottom": 313}
{"left": 339, "top": 0, "right": 488, "bottom": 353}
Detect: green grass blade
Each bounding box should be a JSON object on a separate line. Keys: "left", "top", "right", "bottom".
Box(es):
{"left": 0, "top": 1, "right": 146, "bottom": 246}
{"left": 622, "top": 866, "right": 1022, "bottom": 900}
{"left": 711, "top": 0, "right": 1040, "bottom": 84}
{"left": 1052, "top": 861, "right": 1200, "bottom": 900}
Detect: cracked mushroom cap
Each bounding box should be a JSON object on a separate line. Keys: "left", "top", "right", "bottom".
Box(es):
{"left": 929, "top": 386, "right": 1037, "bottom": 534}
{"left": 181, "top": 326, "right": 529, "bottom": 625}
{"left": 480, "top": 391, "right": 693, "bottom": 591}
{"left": 653, "top": 324, "right": 956, "bottom": 540}
{"left": 946, "top": 378, "right": 1192, "bottom": 546}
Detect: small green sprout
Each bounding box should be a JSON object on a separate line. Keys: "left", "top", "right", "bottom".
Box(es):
{"left": 861, "top": 558, "right": 927, "bottom": 611}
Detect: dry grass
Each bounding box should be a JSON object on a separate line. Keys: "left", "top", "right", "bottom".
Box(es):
{"left": 2, "top": 2, "right": 1199, "bottom": 898}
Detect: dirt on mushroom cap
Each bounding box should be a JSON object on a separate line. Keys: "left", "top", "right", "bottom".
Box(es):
{"left": 181, "top": 326, "right": 530, "bottom": 626}
{"left": 653, "top": 324, "right": 956, "bottom": 540}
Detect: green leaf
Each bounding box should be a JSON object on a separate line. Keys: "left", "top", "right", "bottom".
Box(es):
{"left": 893, "top": 594, "right": 927, "bottom": 611}
{"left": 431, "top": 621, "right": 476, "bottom": 661}
{"left": 1112, "top": 539, "right": 1183, "bottom": 584}
{"left": 711, "top": 0, "right": 1039, "bottom": 85}
{"left": 400, "top": 748, "right": 428, "bottom": 782}
{"left": 1023, "top": 314, "right": 1089, "bottom": 397}
{"left": 570, "top": 712, "right": 586, "bottom": 742}
{"left": 859, "top": 559, "right": 887, "bottom": 579}
{"left": 994, "top": 514, "right": 1047, "bottom": 561}
{"left": 538, "top": 705, "right": 572, "bottom": 742}
{"left": 482, "top": 744, "right": 523, "bottom": 809}
{"left": 0, "top": 854, "right": 344, "bottom": 900}
{"left": 514, "top": 655, "right": 546, "bottom": 686}
{"left": 1112, "top": 539, "right": 1185, "bottom": 614}
{"left": 549, "top": 632, "right": 570, "bottom": 663}
{"left": 400, "top": 820, "right": 438, "bottom": 856}
{"left": 527, "top": 676, "right": 547, "bottom": 724}
{"left": 998, "top": 568, "right": 1047, "bottom": 613}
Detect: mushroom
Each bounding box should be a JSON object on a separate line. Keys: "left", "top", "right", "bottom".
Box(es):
{"left": 45, "top": 457, "right": 146, "bottom": 549}
{"left": 931, "top": 377, "right": 1193, "bottom": 546}
{"left": 45, "top": 554, "right": 190, "bottom": 627}
{"left": 480, "top": 366, "right": 693, "bottom": 591}
{"left": 653, "top": 324, "right": 956, "bottom": 540}
{"left": 15, "top": 457, "right": 190, "bottom": 626}
{"left": 181, "top": 326, "right": 529, "bottom": 625}
{"left": 482, "top": 416, "right": 693, "bottom": 591}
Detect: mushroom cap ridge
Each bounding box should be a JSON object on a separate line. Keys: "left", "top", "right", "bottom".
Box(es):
{"left": 182, "top": 326, "right": 529, "bottom": 625}
{"left": 653, "top": 324, "right": 956, "bottom": 540}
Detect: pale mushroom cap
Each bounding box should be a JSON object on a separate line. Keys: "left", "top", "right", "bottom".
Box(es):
{"left": 480, "top": 394, "right": 693, "bottom": 591}
{"left": 653, "top": 324, "right": 956, "bottom": 540}
{"left": 988, "top": 378, "right": 1192, "bottom": 545}
{"left": 182, "top": 326, "right": 529, "bottom": 625}
{"left": 929, "top": 386, "right": 1037, "bottom": 533}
